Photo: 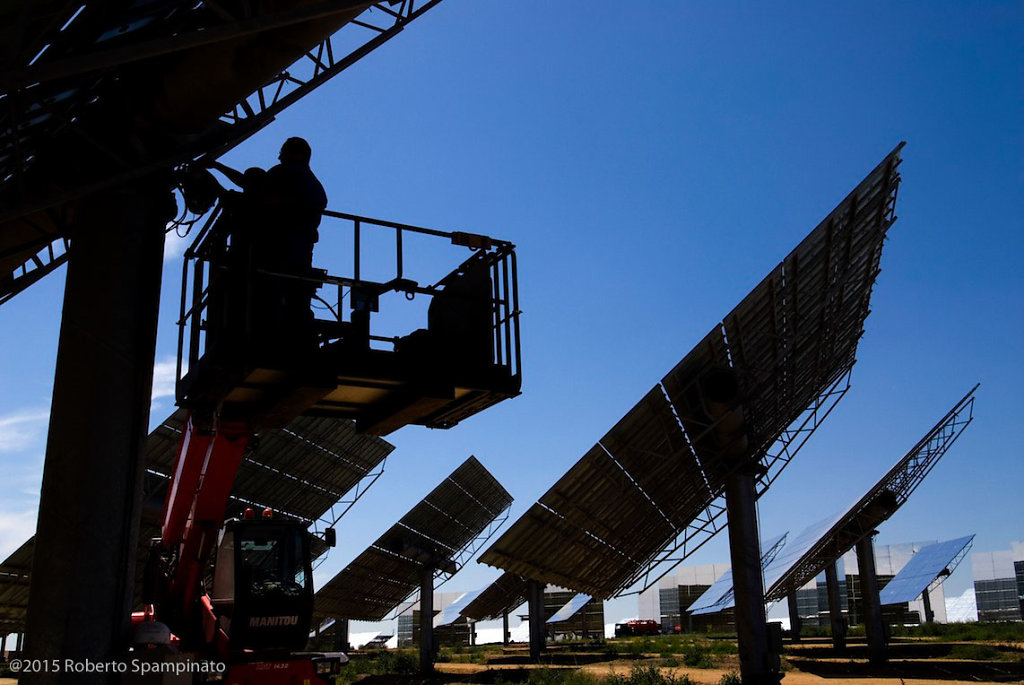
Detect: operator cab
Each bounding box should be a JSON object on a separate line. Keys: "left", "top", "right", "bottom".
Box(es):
{"left": 210, "top": 516, "right": 314, "bottom": 651}
{"left": 175, "top": 207, "right": 521, "bottom": 435}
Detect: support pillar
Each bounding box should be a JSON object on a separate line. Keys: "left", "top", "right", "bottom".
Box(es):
{"left": 724, "top": 470, "right": 781, "bottom": 685}
{"left": 419, "top": 570, "right": 434, "bottom": 674}
{"left": 502, "top": 610, "right": 510, "bottom": 646}
{"left": 24, "top": 181, "right": 172, "bottom": 685}
{"left": 920, "top": 589, "right": 934, "bottom": 623}
{"left": 787, "top": 591, "right": 802, "bottom": 643}
{"left": 16, "top": 632, "right": 23, "bottom": 653}
{"left": 334, "top": 618, "right": 349, "bottom": 652}
{"left": 1, "top": 633, "right": 6, "bottom": 659}
{"left": 825, "top": 562, "right": 846, "bottom": 651}
{"left": 855, "top": 535, "right": 887, "bottom": 664}
{"left": 470, "top": 621, "right": 477, "bottom": 646}
{"left": 527, "top": 580, "right": 545, "bottom": 662}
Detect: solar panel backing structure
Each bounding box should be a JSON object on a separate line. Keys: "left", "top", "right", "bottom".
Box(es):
{"left": 879, "top": 535, "right": 975, "bottom": 605}
{"left": 314, "top": 457, "right": 512, "bottom": 622}
{"left": 764, "top": 385, "right": 978, "bottom": 603}
{"left": 479, "top": 144, "right": 905, "bottom": 599}
{"left": 143, "top": 408, "right": 392, "bottom": 532}
{"left": 688, "top": 533, "right": 788, "bottom": 616}
{"left": 459, "top": 571, "right": 533, "bottom": 622}
{"left": 0, "top": 408, "right": 393, "bottom": 631}
{"left": 0, "top": 0, "right": 446, "bottom": 304}
{"left": 0, "top": 540, "right": 32, "bottom": 636}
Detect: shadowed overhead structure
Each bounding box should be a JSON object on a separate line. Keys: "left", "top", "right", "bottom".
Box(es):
{"left": 142, "top": 409, "right": 393, "bottom": 529}
{"left": 688, "top": 533, "right": 788, "bottom": 616}
{"left": 763, "top": 385, "right": 978, "bottom": 603}
{"left": 879, "top": 535, "right": 975, "bottom": 606}
{"left": 0, "top": 540, "right": 32, "bottom": 637}
{"left": 0, "top": 408, "right": 392, "bottom": 633}
{"left": 314, "top": 456, "right": 512, "bottom": 622}
{"left": 479, "top": 144, "right": 905, "bottom": 599}
{"left": 0, "top": 0, "right": 446, "bottom": 304}
{"left": 459, "top": 571, "right": 532, "bottom": 622}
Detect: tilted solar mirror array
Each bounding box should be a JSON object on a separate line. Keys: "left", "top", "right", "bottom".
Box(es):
{"left": 879, "top": 535, "right": 975, "bottom": 605}
{"left": 479, "top": 144, "right": 905, "bottom": 598}
{"left": 763, "top": 386, "right": 977, "bottom": 603}
{"left": 314, "top": 456, "right": 512, "bottom": 623}
{"left": 0, "top": 408, "right": 393, "bottom": 632}
{"left": 546, "top": 593, "right": 593, "bottom": 624}
{"left": 459, "top": 571, "right": 533, "bottom": 622}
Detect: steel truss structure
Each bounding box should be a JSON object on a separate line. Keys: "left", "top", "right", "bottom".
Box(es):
{"left": 631, "top": 371, "right": 853, "bottom": 594}
{"left": 764, "top": 385, "right": 978, "bottom": 603}
{"left": 0, "top": 0, "right": 444, "bottom": 303}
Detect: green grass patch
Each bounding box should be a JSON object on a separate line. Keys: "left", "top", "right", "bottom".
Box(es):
{"left": 946, "top": 643, "right": 1013, "bottom": 661}
{"left": 889, "top": 621, "right": 1024, "bottom": 642}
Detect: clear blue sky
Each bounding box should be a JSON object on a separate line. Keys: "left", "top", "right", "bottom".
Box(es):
{"left": 1, "top": 2, "right": 1021, "bottom": 637}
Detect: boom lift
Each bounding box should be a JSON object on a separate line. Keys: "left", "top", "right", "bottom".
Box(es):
{"left": 135, "top": 189, "right": 522, "bottom": 682}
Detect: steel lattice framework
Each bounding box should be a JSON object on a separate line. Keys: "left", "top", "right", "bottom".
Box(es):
{"left": 763, "top": 385, "right": 978, "bottom": 603}
{"left": 0, "top": 0, "right": 444, "bottom": 303}
{"left": 313, "top": 456, "right": 512, "bottom": 622}
{"left": 478, "top": 144, "right": 904, "bottom": 599}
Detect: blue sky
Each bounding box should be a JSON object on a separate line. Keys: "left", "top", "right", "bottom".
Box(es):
{"left": 1, "top": 2, "right": 1021, "bottom": 637}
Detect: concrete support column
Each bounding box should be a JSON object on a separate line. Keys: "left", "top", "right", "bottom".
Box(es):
{"left": 825, "top": 562, "right": 846, "bottom": 651}
{"left": 787, "top": 591, "right": 802, "bottom": 643}
{"left": 724, "top": 470, "right": 781, "bottom": 685}
{"left": 502, "top": 610, "right": 510, "bottom": 646}
{"left": 855, "top": 535, "right": 887, "bottom": 664}
{"left": 334, "top": 618, "right": 349, "bottom": 652}
{"left": 1, "top": 633, "right": 6, "bottom": 659}
{"left": 16, "top": 633, "right": 23, "bottom": 652}
{"left": 24, "top": 181, "right": 172, "bottom": 685}
{"left": 419, "top": 570, "right": 434, "bottom": 674}
{"left": 470, "top": 621, "right": 477, "bottom": 646}
{"left": 921, "top": 590, "right": 934, "bottom": 623}
{"left": 527, "top": 580, "right": 545, "bottom": 662}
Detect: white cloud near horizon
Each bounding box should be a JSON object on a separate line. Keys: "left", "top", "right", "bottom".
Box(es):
{"left": 0, "top": 409, "right": 49, "bottom": 454}
{"left": 151, "top": 357, "right": 177, "bottom": 401}
{"left": 0, "top": 508, "right": 37, "bottom": 560}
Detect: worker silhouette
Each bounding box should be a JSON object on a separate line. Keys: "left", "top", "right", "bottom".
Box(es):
{"left": 200, "top": 162, "right": 269, "bottom": 353}
{"left": 204, "top": 138, "right": 327, "bottom": 356}
{"left": 260, "top": 137, "right": 328, "bottom": 353}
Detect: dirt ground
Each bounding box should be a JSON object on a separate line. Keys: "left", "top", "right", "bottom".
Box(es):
{"left": 429, "top": 656, "right": 1024, "bottom": 685}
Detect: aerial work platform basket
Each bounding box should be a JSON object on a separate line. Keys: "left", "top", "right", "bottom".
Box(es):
{"left": 175, "top": 208, "right": 521, "bottom": 435}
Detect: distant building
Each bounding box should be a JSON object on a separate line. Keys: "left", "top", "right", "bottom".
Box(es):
{"left": 944, "top": 588, "right": 978, "bottom": 623}
{"left": 972, "top": 541, "right": 1024, "bottom": 622}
